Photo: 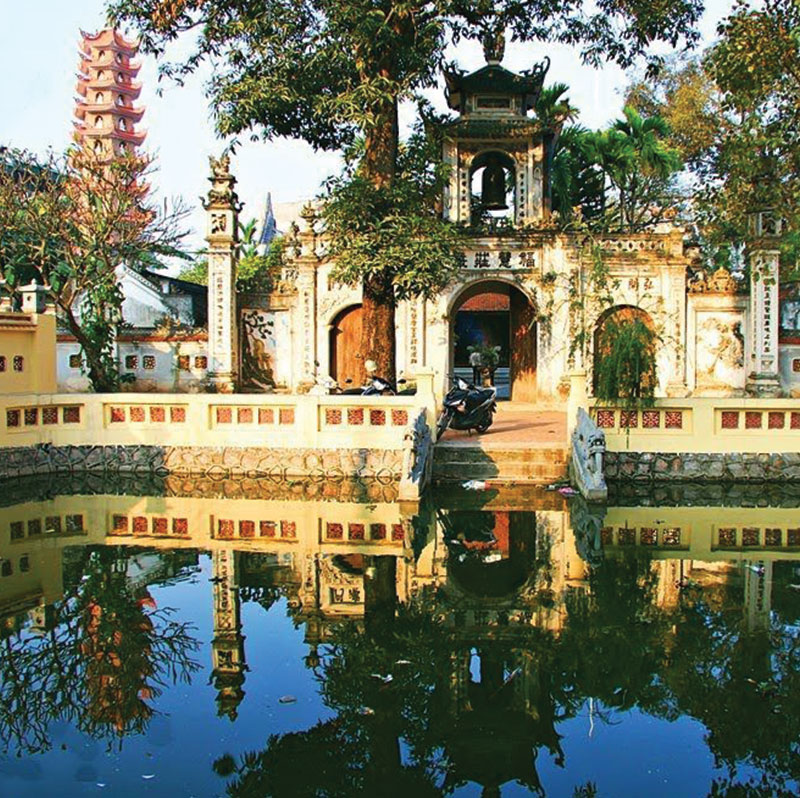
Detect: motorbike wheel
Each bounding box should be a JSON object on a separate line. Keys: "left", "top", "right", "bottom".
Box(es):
{"left": 475, "top": 421, "right": 491, "bottom": 434}
{"left": 436, "top": 415, "right": 449, "bottom": 439}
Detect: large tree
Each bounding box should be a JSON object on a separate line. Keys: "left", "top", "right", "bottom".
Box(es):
{"left": 108, "top": 0, "right": 704, "bottom": 380}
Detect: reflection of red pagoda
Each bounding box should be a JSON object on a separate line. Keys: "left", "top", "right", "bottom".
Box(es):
{"left": 74, "top": 29, "right": 146, "bottom": 159}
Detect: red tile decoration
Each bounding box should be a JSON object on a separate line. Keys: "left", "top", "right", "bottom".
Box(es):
{"left": 347, "top": 408, "right": 364, "bottom": 425}
{"left": 9, "top": 521, "right": 23, "bottom": 540}
{"left": 325, "top": 408, "right": 342, "bottom": 425}
{"left": 280, "top": 520, "right": 296, "bottom": 539}
{"left": 259, "top": 408, "right": 274, "bottom": 424}
{"left": 718, "top": 528, "right": 736, "bottom": 547}
{"left": 150, "top": 406, "right": 166, "bottom": 423}
{"left": 130, "top": 406, "right": 145, "bottom": 422}
{"left": 642, "top": 411, "right": 660, "bottom": 429}
{"left": 391, "top": 523, "right": 405, "bottom": 542}
{"left": 27, "top": 519, "right": 42, "bottom": 536}
{"left": 170, "top": 406, "right": 186, "bottom": 423}
{"left": 742, "top": 527, "right": 760, "bottom": 546}
{"left": 24, "top": 408, "right": 38, "bottom": 426}
{"left": 348, "top": 523, "right": 365, "bottom": 541}
{"left": 112, "top": 515, "right": 128, "bottom": 534}
{"left": 620, "top": 411, "right": 638, "bottom": 428}
{"left": 326, "top": 522, "right": 344, "bottom": 540}
{"left": 391, "top": 409, "right": 409, "bottom": 426}
{"left": 152, "top": 517, "right": 168, "bottom": 536}
{"left": 662, "top": 528, "right": 681, "bottom": 546}
{"left": 370, "top": 409, "right": 386, "bottom": 426}
{"left": 237, "top": 407, "right": 253, "bottom": 424}
{"left": 721, "top": 411, "right": 739, "bottom": 429}
{"left": 173, "top": 518, "right": 188, "bottom": 536}
{"left": 69, "top": 353, "right": 82, "bottom": 368}
{"left": 216, "top": 407, "right": 232, "bottom": 424}
{"left": 110, "top": 406, "right": 126, "bottom": 423}
{"left": 665, "top": 411, "right": 683, "bottom": 429}
{"left": 745, "top": 412, "right": 762, "bottom": 429}
{"left": 640, "top": 527, "right": 657, "bottom": 545}
{"left": 370, "top": 523, "right": 387, "bottom": 541}
{"left": 239, "top": 520, "right": 255, "bottom": 538}
{"left": 6, "top": 409, "right": 20, "bottom": 428}
{"left": 788, "top": 528, "right": 800, "bottom": 546}
{"left": 45, "top": 516, "right": 61, "bottom": 534}
{"left": 63, "top": 406, "right": 81, "bottom": 424}
{"left": 791, "top": 413, "right": 800, "bottom": 430}
{"left": 260, "top": 521, "right": 276, "bottom": 538}
{"left": 132, "top": 516, "right": 148, "bottom": 534}
{"left": 177, "top": 355, "right": 190, "bottom": 371}
{"left": 42, "top": 407, "right": 58, "bottom": 425}
{"left": 618, "top": 528, "right": 635, "bottom": 545}
{"left": 195, "top": 356, "right": 208, "bottom": 369}
{"left": 596, "top": 410, "right": 615, "bottom": 428}
{"left": 768, "top": 411, "right": 785, "bottom": 429}
{"left": 13, "top": 356, "right": 23, "bottom": 372}
{"left": 0, "top": 356, "right": 5, "bottom": 372}
{"left": 765, "top": 528, "right": 781, "bottom": 546}
{"left": 279, "top": 408, "right": 295, "bottom": 425}
{"left": 600, "top": 527, "right": 613, "bottom": 545}
{"left": 143, "top": 355, "right": 156, "bottom": 370}
{"left": 217, "top": 519, "right": 234, "bottom": 539}
{"left": 125, "top": 355, "right": 138, "bottom": 370}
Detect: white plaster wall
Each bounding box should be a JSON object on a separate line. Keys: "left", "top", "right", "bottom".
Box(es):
{"left": 779, "top": 344, "right": 800, "bottom": 397}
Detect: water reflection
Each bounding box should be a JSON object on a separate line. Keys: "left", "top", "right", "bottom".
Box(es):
{"left": 0, "top": 478, "right": 799, "bottom": 796}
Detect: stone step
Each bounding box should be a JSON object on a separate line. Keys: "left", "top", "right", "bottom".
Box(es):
{"left": 432, "top": 460, "right": 568, "bottom": 482}
{"left": 433, "top": 446, "right": 568, "bottom": 465}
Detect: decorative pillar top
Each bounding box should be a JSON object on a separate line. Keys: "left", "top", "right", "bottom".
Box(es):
{"left": 202, "top": 154, "right": 242, "bottom": 212}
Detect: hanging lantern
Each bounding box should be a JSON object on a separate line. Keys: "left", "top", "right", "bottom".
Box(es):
{"left": 481, "top": 156, "right": 507, "bottom": 210}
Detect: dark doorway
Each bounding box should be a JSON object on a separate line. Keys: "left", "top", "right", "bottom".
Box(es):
{"left": 451, "top": 282, "right": 536, "bottom": 402}
{"left": 329, "top": 304, "right": 363, "bottom": 387}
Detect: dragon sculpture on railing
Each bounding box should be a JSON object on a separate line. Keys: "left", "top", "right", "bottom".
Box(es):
{"left": 571, "top": 407, "right": 608, "bottom": 502}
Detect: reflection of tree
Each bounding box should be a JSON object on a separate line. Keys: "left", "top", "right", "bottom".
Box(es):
{"left": 0, "top": 546, "right": 200, "bottom": 755}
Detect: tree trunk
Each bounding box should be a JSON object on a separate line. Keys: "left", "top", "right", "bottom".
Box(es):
{"left": 62, "top": 308, "right": 117, "bottom": 392}
{"left": 359, "top": 98, "right": 399, "bottom": 382}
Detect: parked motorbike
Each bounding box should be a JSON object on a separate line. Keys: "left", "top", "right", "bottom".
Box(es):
{"left": 334, "top": 376, "right": 402, "bottom": 396}
{"left": 436, "top": 375, "right": 497, "bottom": 438}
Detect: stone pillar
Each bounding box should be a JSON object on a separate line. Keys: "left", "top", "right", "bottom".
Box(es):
{"left": 203, "top": 155, "right": 241, "bottom": 393}
{"left": 210, "top": 548, "right": 246, "bottom": 720}
{"left": 746, "top": 211, "right": 782, "bottom": 396}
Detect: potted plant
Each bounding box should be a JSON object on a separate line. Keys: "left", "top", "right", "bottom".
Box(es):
{"left": 467, "top": 344, "right": 502, "bottom": 386}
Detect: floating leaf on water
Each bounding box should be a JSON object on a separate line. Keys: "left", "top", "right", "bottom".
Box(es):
{"left": 142, "top": 774, "right": 156, "bottom": 780}
{"left": 358, "top": 706, "right": 375, "bottom": 715}
{"left": 278, "top": 695, "right": 297, "bottom": 704}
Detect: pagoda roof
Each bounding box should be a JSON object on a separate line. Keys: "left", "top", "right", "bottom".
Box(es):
{"left": 75, "top": 102, "right": 145, "bottom": 122}
{"left": 444, "top": 59, "right": 549, "bottom": 112}
{"left": 442, "top": 116, "right": 541, "bottom": 140}
{"left": 79, "top": 56, "right": 142, "bottom": 76}
{"left": 76, "top": 76, "right": 142, "bottom": 97}
{"left": 79, "top": 28, "right": 139, "bottom": 54}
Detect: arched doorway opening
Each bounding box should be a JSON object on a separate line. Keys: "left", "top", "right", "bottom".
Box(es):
{"left": 329, "top": 304, "right": 363, "bottom": 387}
{"left": 592, "top": 305, "right": 656, "bottom": 396}
{"left": 469, "top": 150, "right": 516, "bottom": 226}
{"left": 451, "top": 280, "right": 537, "bottom": 402}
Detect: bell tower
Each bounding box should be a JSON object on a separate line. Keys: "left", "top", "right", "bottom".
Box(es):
{"left": 441, "top": 35, "right": 551, "bottom": 227}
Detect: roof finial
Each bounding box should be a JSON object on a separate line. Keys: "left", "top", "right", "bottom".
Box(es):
{"left": 482, "top": 26, "right": 505, "bottom": 65}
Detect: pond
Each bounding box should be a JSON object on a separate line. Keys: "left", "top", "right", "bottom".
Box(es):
{"left": 0, "top": 475, "right": 798, "bottom": 797}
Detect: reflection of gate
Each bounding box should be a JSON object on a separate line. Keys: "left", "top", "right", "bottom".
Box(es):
{"left": 330, "top": 304, "right": 363, "bottom": 386}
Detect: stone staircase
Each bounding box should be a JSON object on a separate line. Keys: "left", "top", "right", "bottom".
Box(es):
{"left": 432, "top": 442, "right": 569, "bottom": 484}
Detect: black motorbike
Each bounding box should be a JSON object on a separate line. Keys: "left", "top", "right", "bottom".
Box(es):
{"left": 436, "top": 376, "right": 497, "bottom": 438}
{"left": 335, "top": 376, "right": 400, "bottom": 396}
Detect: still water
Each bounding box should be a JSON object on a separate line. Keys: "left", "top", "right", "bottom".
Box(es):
{"left": 0, "top": 475, "right": 798, "bottom": 797}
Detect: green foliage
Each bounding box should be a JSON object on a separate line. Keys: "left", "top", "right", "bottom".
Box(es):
{"left": 236, "top": 221, "right": 285, "bottom": 294}
{"left": 466, "top": 343, "right": 501, "bottom": 369}
{"left": 0, "top": 147, "right": 189, "bottom": 392}
{"left": 178, "top": 257, "right": 208, "bottom": 286}
{"left": 321, "top": 124, "right": 462, "bottom": 301}
{"left": 593, "top": 316, "right": 657, "bottom": 405}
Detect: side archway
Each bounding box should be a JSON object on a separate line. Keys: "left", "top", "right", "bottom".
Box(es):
{"left": 592, "top": 305, "right": 657, "bottom": 397}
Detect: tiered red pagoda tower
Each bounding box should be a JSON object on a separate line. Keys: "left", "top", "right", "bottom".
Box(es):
{"left": 74, "top": 29, "right": 146, "bottom": 159}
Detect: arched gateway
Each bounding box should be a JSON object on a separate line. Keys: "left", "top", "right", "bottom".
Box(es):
{"left": 449, "top": 279, "right": 537, "bottom": 402}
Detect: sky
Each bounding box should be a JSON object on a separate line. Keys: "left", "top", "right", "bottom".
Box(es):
{"left": 0, "top": 1, "right": 734, "bottom": 259}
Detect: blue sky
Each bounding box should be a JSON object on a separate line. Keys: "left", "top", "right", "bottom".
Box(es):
{"left": 1, "top": 1, "right": 733, "bottom": 255}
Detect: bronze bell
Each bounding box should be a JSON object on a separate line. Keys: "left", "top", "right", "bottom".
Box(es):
{"left": 481, "top": 156, "right": 508, "bottom": 210}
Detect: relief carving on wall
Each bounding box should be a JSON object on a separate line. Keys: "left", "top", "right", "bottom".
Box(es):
{"left": 696, "top": 315, "right": 745, "bottom": 390}
{"left": 240, "top": 309, "right": 276, "bottom": 391}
